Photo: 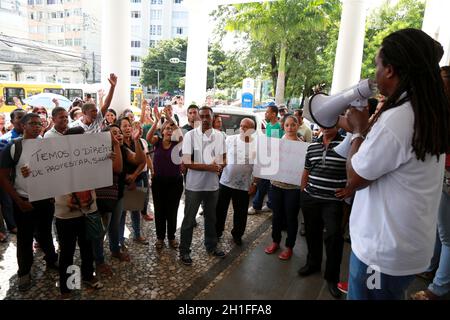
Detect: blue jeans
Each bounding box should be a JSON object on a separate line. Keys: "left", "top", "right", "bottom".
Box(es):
{"left": 92, "top": 199, "right": 115, "bottom": 265}
{"left": 429, "top": 191, "right": 450, "bottom": 296}
{"left": 120, "top": 174, "right": 147, "bottom": 242}
{"left": 347, "top": 251, "right": 415, "bottom": 300}
{"left": 109, "top": 198, "right": 123, "bottom": 253}
{"left": 252, "top": 179, "right": 271, "bottom": 210}
{"left": 180, "top": 190, "right": 219, "bottom": 255}
{"left": 426, "top": 230, "right": 441, "bottom": 272}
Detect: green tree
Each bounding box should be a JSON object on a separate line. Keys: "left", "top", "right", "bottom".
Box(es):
{"left": 361, "top": 0, "right": 425, "bottom": 79}
{"left": 141, "top": 38, "right": 187, "bottom": 93}
{"left": 224, "top": 0, "right": 333, "bottom": 105}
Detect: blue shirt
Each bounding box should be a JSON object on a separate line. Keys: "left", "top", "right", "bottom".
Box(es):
{"left": 0, "top": 128, "right": 21, "bottom": 153}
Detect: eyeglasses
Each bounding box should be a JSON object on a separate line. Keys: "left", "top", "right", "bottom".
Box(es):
{"left": 27, "top": 121, "right": 43, "bottom": 127}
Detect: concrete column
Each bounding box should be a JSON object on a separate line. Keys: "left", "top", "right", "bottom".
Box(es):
{"left": 101, "top": 0, "right": 131, "bottom": 114}
{"left": 331, "top": 0, "right": 368, "bottom": 94}
{"left": 422, "top": 0, "right": 450, "bottom": 66}
{"left": 184, "top": 0, "right": 213, "bottom": 106}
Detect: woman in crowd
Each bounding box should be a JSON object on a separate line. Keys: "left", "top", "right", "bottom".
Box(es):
{"left": 131, "top": 121, "right": 154, "bottom": 222}
{"left": 104, "top": 108, "right": 117, "bottom": 127}
{"left": 69, "top": 107, "right": 83, "bottom": 122}
{"left": 92, "top": 125, "right": 123, "bottom": 275}
{"left": 0, "top": 113, "right": 7, "bottom": 136}
{"left": 264, "top": 115, "right": 302, "bottom": 260}
{"left": 146, "top": 108, "right": 183, "bottom": 249}
{"left": 213, "top": 114, "right": 227, "bottom": 138}
{"left": 32, "top": 106, "right": 51, "bottom": 136}
{"left": 118, "top": 117, "right": 148, "bottom": 247}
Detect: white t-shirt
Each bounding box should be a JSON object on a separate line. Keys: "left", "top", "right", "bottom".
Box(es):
{"left": 350, "top": 99, "right": 445, "bottom": 276}
{"left": 69, "top": 112, "right": 104, "bottom": 133}
{"left": 173, "top": 104, "right": 187, "bottom": 127}
{"left": 182, "top": 127, "right": 226, "bottom": 192}
{"left": 44, "top": 127, "right": 64, "bottom": 138}
{"left": 220, "top": 134, "right": 255, "bottom": 191}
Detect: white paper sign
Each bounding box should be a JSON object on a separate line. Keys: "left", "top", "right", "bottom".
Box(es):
{"left": 24, "top": 132, "right": 113, "bottom": 202}
{"left": 253, "top": 135, "right": 309, "bottom": 186}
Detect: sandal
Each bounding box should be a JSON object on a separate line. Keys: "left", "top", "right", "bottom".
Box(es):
{"left": 155, "top": 239, "right": 164, "bottom": 249}
{"left": 96, "top": 263, "right": 113, "bottom": 277}
{"left": 169, "top": 239, "right": 179, "bottom": 249}
{"left": 133, "top": 236, "right": 149, "bottom": 245}
{"left": 111, "top": 251, "right": 131, "bottom": 262}
{"left": 410, "top": 289, "right": 439, "bottom": 300}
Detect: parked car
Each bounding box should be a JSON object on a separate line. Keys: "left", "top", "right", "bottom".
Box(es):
{"left": 211, "top": 105, "right": 267, "bottom": 136}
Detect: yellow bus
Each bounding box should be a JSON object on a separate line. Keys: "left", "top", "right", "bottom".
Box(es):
{"left": 0, "top": 81, "right": 65, "bottom": 113}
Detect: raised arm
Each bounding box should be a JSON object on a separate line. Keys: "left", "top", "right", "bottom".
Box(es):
{"left": 101, "top": 73, "right": 117, "bottom": 116}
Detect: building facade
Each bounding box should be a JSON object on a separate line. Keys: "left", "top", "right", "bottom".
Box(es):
{"left": 26, "top": 0, "right": 101, "bottom": 83}
{"left": 130, "top": 0, "right": 189, "bottom": 86}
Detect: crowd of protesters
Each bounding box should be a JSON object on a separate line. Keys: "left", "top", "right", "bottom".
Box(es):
{"left": 0, "top": 28, "right": 449, "bottom": 301}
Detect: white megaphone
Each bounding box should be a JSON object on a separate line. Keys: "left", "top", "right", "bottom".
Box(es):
{"left": 303, "top": 79, "right": 376, "bottom": 128}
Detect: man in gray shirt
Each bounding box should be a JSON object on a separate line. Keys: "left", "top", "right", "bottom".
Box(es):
{"left": 180, "top": 106, "right": 226, "bottom": 265}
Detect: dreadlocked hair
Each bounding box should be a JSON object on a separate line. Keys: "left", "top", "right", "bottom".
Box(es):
{"left": 368, "top": 28, "right": 450, "bottom": 161}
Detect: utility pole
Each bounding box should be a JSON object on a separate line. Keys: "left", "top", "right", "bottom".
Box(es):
{"left": 155, "top": 69, "right": 160, "bottom": 107}
{"left": 92, "top": 51, "right": 96, "bottom": 83}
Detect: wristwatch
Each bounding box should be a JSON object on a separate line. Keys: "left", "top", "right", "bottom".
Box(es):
{"left": 350, "top": 133, "right": 364, "bottom": 144}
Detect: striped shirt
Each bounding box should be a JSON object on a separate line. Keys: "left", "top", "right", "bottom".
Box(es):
{"left": 69, "top": 112, "right": 104, "bottom": 133}
{"left": 304, "top": 134, "right": 346, "bottom": 201}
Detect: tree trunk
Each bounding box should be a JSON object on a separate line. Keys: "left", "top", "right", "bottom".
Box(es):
{"left": 275, "top": 42, "right": 287, "bottom": 105}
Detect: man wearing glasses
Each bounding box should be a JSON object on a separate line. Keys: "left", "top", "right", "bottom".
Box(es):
{"left": 0, "top": 113, "right": 58, "bottom": 291}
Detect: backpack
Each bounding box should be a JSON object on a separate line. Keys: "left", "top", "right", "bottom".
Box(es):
{"left": 9, "top": 137, "right": 23, "bottom": 184}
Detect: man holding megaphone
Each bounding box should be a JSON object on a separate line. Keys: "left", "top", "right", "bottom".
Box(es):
{"left": 320, "top": 29, "right": 449, "bottom": 300}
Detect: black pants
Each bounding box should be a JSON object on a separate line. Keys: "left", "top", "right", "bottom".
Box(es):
{"left": 55, "top": 216, "right": 94, "bottom": 294}
{"left": 301, "top": 191, "right": 344, "bottom": 283}
{"left": 152, "top": 175, "right": 184, "bottom": 240}
{"left": 13, "top": 198, "right": 57, "bottom": 277}
{"left": 215, "top": 183, "right": 249, "bottom": 240}
{"left": 271, "top": 185, "right": 301, "bottom": 248}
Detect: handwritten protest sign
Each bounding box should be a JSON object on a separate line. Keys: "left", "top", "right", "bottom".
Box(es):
{"left": 253, "top": 135, "right": 309, "bottom": 186}
{"left": 24, "top": 132, "right": 113, "bottom": 202}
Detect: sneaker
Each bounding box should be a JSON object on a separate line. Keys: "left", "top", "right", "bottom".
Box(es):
{"left": 18, "top": 274, "right": 32, "bottom": 292}
{"left": 299, "top": 223, "right": 306, "bottom": 236}
{"left": 337, "top": 282, "right": 348, "bottom": 294}
{"left": 208, "top": 249, "right": 226, "bottom": 258}
{"left": 261, "top": 205, "right": 272, "bottom": 212}
{"left": 180, "top": 254, "right": 193, "bottom": 266}
{"left": 83, "top": 276, "right": 104, "bottom": 290}
{"left": 247, "top": 207, "right": 261, "bottom": 215}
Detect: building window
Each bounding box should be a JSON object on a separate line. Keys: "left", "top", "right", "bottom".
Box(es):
{"left": 131, "top": 11, "right": 141, "bottom": 18}
{"left": 151, "top": 0, "right": 163, "bottom": 4}
{"left": 174, "top": 0, "right": 183, "bottom": 4}
{"left": 28, "top": 0, "right": 34, "bottom": 5}
{"left": 29, "top": 12, "right": 35, "bottom": 19}
{"left": 36, "top": 0, "right": 43, "bottom": 4}
{"left": 58, "top": 39, "right": 64, "bottom": 45}
{"left": 47, "top": 0, "right": 56, "bottom": 4}
{"left": 73, "top": 8, "right": 82, "bottom": 16}
{"left": 149, "top": 40, "right": 156, "bottom": 47}
{"left": 65, "top": 39, "right": 73, "bottom": 46}
{"left": 174, "top": 27, "right": 183, "bottom": 35}
{"left": 172, "top": 11, "right": 187, "bottom": 20}
{"left": 131, "top": 41, "right": 141, "bottom": 48}
{"left": 130, "top": 0, "right": 141, "bottom": 3}
{"left": 64, "top": 9, "right": 70, "bottom": 17}
{"left": 131, "top": 70, "right": 140, "bottom": 77}
{"left": 26, "top": 75, "right": 37, "bottom": 81}
{"left": 150, "top": 25, "right": 162, "bottom": 36}
{"left": 62, "top": 77, "right": 70, "bottom": 83}
{"left": 74, "top": 38, "right": 82, "bottom": 46}
{"left": 131, "top": 55, "right": 141, "bottom": 62}
{"left": 150, "top": 10, "right": 161, "bottom": 20}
